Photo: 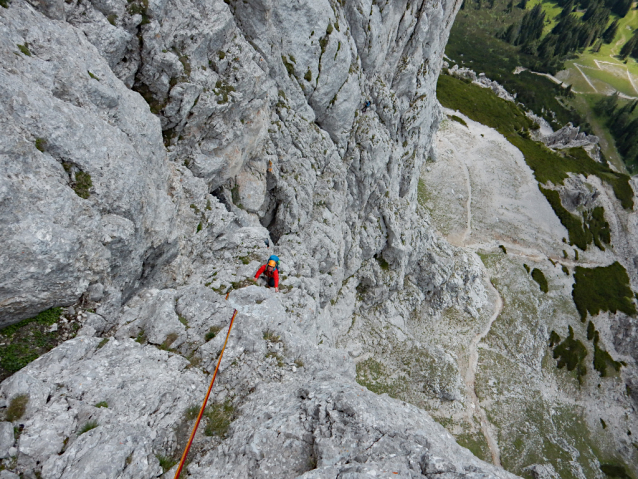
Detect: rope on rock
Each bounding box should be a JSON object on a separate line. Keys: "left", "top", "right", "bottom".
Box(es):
{"left": 173, "top": 306, "right": 238, "bottom": 479}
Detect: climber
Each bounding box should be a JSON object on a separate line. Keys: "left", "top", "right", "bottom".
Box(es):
{"left": 254, "top": 255, "right": 279, "bottom": 292}
{"left": 362, "top": 100, "right": 371, "bottom": 113}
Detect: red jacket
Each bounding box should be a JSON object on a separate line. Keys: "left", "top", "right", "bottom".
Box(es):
{"left": 255, "top": 265, "right": 279, "bottom": 287}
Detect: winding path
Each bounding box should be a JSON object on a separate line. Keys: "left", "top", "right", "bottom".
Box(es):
{"left": 463, "top": 266, "right": 503, "bottom": 467}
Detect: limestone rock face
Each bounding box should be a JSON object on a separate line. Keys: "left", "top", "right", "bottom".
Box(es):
{"left": 0, "top": 1, "right": 178, "bottom": 326}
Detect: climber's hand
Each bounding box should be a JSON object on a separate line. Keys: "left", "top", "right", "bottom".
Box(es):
{"left": 275, "top": 287, "right": 279, "bottom": 293}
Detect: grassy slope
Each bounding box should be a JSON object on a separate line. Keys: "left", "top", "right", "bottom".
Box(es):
{"left": 437, "top": 75, "right": 634, "bottom": 211}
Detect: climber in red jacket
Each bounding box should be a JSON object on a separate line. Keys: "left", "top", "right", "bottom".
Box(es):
{"left": 254, "top": 259, "right": 279, "bottom": 292}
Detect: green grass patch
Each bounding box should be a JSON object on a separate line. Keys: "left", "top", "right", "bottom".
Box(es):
{"left": 205, "top": 326, "right": 222, "bottom": 342}
{"left": 35, "top": 138, "right": 47, "bottom": 152}
{"left": 375, "top": 255, "right": 390, "bottom": 270}
{"left": 449, "top": 114, "right": 468, "bottom": 127}
{"left": 0, "top": 308, "right": 63, "bottom": 378}
{"left": 17, "top": 44, "right": 31, "bottom": 56}
{"left": 156, "top": 454, "right": 177, "bottom": 473}
{"left": 572, "top": 262, "right": 636, "bottom": 322}
{"left": 73, "top": 171, "right": 93, "bottom": 199}
{"left": 184, "top": 404, "right": 199, "bottom": 420}
{"left": 5, "top": 395, "right": 28, "bottom": 422}
{"left": 204, "top": 401, "right": 234, "bottom": 437}
{"left": 78, "top": 420, "right": 99, "bottom": 435}
{"left": 96, "top": 338, "right": 108, "bottom": 349}
{"left": 592, "top": 331, "right": 623, "bottom": 377}
{"left": 94, "top": 401, "right": 108, "bottom": 408}
{"left": 531, "top": 268, "right": 548, "bottom": 293}
{"left": 552, "top": 326, "right": 587, "bottom": 382}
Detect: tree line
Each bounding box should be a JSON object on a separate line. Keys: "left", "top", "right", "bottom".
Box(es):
{"left": 498, "top": 0, "right": 634, "bottom": 72}
{"left": 594, "top": 93, "right": 638, "bottom": 171}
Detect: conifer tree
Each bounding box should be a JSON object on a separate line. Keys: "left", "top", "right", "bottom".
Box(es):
{"left": 602, "top": 19, "right": 619, "bottom": 43}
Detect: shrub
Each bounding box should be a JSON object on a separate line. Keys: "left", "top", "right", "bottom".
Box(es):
{"left": 6, "top": 395, "right": 29, "bottom": 422}
{"left": 531, "top": 268, "right": 548, "bottom": 293}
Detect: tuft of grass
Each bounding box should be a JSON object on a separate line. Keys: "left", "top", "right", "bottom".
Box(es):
{"left": 73, "top": 171, "right": 92, "bottom": 199}
{"left": 375, "top": 255, "right": 390, "bottom": 270}
{"left": 265, "top": 351, "right": 284, "bottom": 367}
{"left": 304, "top": 68, "right": 312, "bottom": 82}
{"left": 263, "top": 330, "right": 280, "bottom": 343}
{"left": 523, "top": 264, "right": 530, "bottom": 273}
{"left": 449, "top": 114, "right": 468, "bottom": 127}
{"left": 156, "top": 454, "right": 177, "bottom": 473}
{"left": 94, "top": 401, "right": 108, "bottom": 408}
{"left": 5, "top": 395, "right": 29, "bottom": 422}
{"left": 498, "top": 245, "right": 507, "bottom": 254}
{"left": 600, "top": 418, "right": 607, "bottom": 429}
{"left": 184, "top": 404, "right": 199, "bottom": 420}
{"left": 35, "top": 138, "right": 47, "bottom": 152}
{"left": 203, "top": 401, "right": 234, "bottom": 437}
{"left": 548, "top": 330, "right": 561, "bottom": 347}
{"left": 530, "top": 268, "right": 548, "bottom": 293}
{"left": 78, "top": 420, "right": 99, "bottom": 435}
{"left": 106, "top": 13, "right": 117, "bottom": 25}
{"left": 160, "top": 333, "right": 178, "bottom": 350}
{"left": 552, "top": 326, "right": 587, "bottom": 383}
{"left": 1, "top": 0, "right": 10, "bottom": 8}
{"left": 572, "top": 262, "right": 636, "bottom": 322}
{"left": 96, "top": 338, "right": 108, "bottom": 349}
{"left": 87, "top": 71, "right": 100, "bottom": 81}
{"left": 134, "top": 331, "right": 147, "bottom": 344}
{"left": 17, "top": 44, "right": 31, "bottom": 56}
{"left": 561, "top": 265, "right": 569, "bottom": 275}
{"left": 178, "top": 316, "right": 188, "bottom": 328}
{"left": 213, "top": 79, "right": 235, "bottom": 104}
{"left": 294, "top": 358, "right": 304, "bottom": 368}
{"left": 205, "top": 326, "right": 222, "bottom": 342}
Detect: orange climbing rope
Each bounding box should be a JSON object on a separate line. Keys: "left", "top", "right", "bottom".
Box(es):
{"left": 173, "top": 307, "right": 238, "bottom": 479}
